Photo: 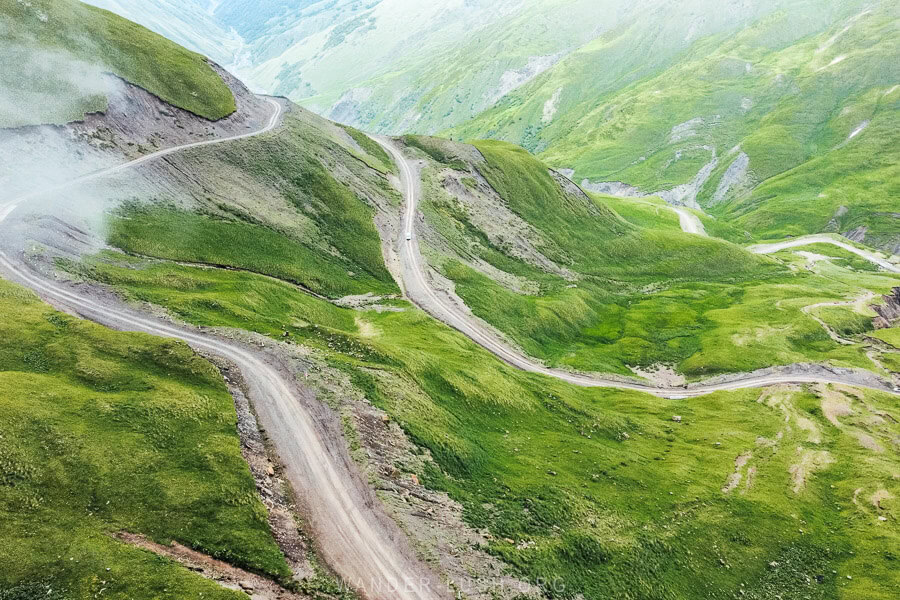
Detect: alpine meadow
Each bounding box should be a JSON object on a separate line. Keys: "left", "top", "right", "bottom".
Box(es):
{"left": 1, "top": 1, "right": 898, "bottom": 600}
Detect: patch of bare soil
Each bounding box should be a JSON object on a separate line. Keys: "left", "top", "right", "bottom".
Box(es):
{"left": 818, "top": 385, "right": 854, "bottom": 427}
{"left": 630, "top": 364, "right": 686, "bottom": 387}
{"left": 871, "top": 489, "right": 893, "bottom": 510}
{"left": 722, "top": 451, "right": 752, "bottom": 493}
{"left": 744, "top": 466, "right": 757, "bottom": 492}
{"left": 796, "top": 416, "right": 822, "bottom": 444}
{"left": 789, "top": 447, "right": 834, "bottom": 493}
{"left": 335, "top": 292, "right": 404, "bottom": 312}
{"left": 114, "top": 532, "right": 305, "bottom": 600}
{"left": 856, "top": 432, "right": 884, "bottom": 453}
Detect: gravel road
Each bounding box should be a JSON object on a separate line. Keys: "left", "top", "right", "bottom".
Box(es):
{"left": 1, "top": 103, "right": 896, "bottom": 597}
{"left": 0, "top": 98, "right": 447, "bottom": 600}
{"left": 0, "top": 98, "right": 283, "bottom": 222}
{"left": 372, "top": 136, "right": 898, "bottom": 399}
{"left": 748, "top": 235, "right": 900, "bottom": 273}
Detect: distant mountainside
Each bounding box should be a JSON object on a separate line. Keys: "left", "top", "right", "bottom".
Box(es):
{"left": 451, "top": 0, "right": 900, "bottom": 251}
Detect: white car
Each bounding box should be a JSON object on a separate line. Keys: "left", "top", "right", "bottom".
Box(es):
{"left": 406, "top": 232, "right": 412, "bottom": 241}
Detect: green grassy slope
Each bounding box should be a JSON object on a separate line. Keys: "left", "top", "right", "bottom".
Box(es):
{"left": 410, "top": 138, "right": 897, "bottom": 377}
{"left": 0, "top": 278, "right": 290, "bottom": 598}
{"left": 105, "top": 108, "right": 400, "bottom": 300}
{"left": 0, "top": 0, "right": 235, "bottom": 127}
{"left": 448, "top": 0, "right": 899, "bottom": 250}
{"left": 64, "top": 227, "right": 900, "bottom": 600}
{"left": 32, "top": 81, "right": 896, "bottom": 595}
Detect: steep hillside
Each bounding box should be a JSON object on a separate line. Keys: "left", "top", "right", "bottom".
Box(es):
{"left": 0, "top": 0, "right": 235, "bottom": 127}
{"left": 83, "top": 0, "right": 899, "bottom": 251}
{"left": 3, "top": 4, "right": 900, "bottom": 600}
{"left": 0, "top": 277, "right": 292, "bottom": 598}
{"left": 450, "top": 0, "right": 899, "bottom": 250}
{"left": 86, "top": 0, "right": 807, "bottom": 135}
{"left": 399, "top": 135, "right": 898, "bottom": 379}
{"left": 29, "top": 123, "right": 900, "bottom": 600}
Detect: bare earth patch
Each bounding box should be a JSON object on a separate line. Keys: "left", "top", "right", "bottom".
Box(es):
{"left": 789, "top": 447, "right": 834, "bottom": 493}
{"left": 819, "top": 386, "right": 853, "bottom": 427}
{"left": 113, "top": 532, "right": 304, "bottom": 600}
{"left": 856, "top": 432, "right": 884, "bottom": 453}
{"left": 629, "top": 364, "right": 686, "bottom": 387}
{"left": 796, "top": 416, "right": 822, "bottom": 444}
{"left": 722, "top": 451, "right": 752, "bottom": 493}
{"left": 871, "top": 489, "right": 893, "bottom": 510}
{"left": 354, "top": 315, "right": 379, "bottom": 338}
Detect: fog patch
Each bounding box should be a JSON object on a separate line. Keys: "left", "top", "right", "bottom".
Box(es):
{"left": 0, "top": 22, "right": 122, "bottom": 128}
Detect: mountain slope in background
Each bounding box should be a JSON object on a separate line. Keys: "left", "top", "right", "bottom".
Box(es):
{"left": 86, "top": 0, "right": 900, "bottom": 253}
{"left": 451, "top": 0, "right": 900, "bottom": 251}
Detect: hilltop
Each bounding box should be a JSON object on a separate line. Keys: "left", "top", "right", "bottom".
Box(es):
{"left": 0, "top": 0, "right": 235, "bottom": 127}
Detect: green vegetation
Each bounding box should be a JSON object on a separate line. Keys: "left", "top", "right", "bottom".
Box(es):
{"left": 339, "top": 124, "right": 394, "bottom": 174}
{"left": 401, "top": 135, "right": 469, "bottom": 170}
{"left": 109, "top": 204, "right": 394, "bottom": 299}
{"left": 414, "top": 139, "right": 897, "bottom": 377}
{"left": 780, "top": 243, "right": 883, "bottom": 273}
{"left": 0, "top": 279, "right": 290, "bottom": 598}
{"left": 599, "top": 196, "right": 683, "bottom": 232}
{"left": 0, "top": 0, "right": 235, "bottom": 127}
{"left": 871, "top": 327, "right": 900, "bottom": 349}
{"left": 64, "top": 252, "right": 356, "bottom": 343}
{"left": 103, "top": 108, "right": 400, "bottom": 300}
{"left": 448, "top": 0, "right": 899, "bottom": 251}
{"left": 63, "top": 245, "right": 900, "bottom": 599}
{"left": 812, "top": 306, "right": 874, "bottom": 337}
{"left": 49, "top": 116, "right": 897, "bottom": 598}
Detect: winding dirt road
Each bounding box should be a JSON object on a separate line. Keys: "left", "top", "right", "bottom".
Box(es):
{"left": 0, "top": 252, "right": 442, "bottom": 600}
{"left": 0, "top": 98, "right": 283, "bottom": 223}
{"left": 0, "top": 98, "right": 446, "bottom": 600}
{"left": 373, "top": 136, "right": 898, "bottom": 399}
{"left": 748, "top": 235, "right": 900, "bottom": 273}
{"left": 1, "top": 99, "right": 897, "bottom": 595}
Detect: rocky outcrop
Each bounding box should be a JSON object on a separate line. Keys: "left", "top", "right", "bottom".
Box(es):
{"left": 872, "top": 287, "right": 900, "bottom": 329}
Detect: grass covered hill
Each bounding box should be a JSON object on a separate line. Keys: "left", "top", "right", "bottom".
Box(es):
{"left": 0, "top": 0, "right": 235, "bottom": 128}
{"left": 403, "top": 135, "right": 899, "bottom": 379}
{"left": 56, "top": 154, "right": 900, "bottom": 600}
{"left": 449, "top": 0, "right": 900, "bottom": 250}
{"left": 0, "top": 278, "right": 291, "bottom": 598}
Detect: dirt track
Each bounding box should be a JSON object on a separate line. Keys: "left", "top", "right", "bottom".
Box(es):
{"left": 0, "top": 97, "right": 283, "bottom": 223}
{"left": 0, "top": 252, "right": 445, "bottom": 600}
{"left": 372, "top": 135, "right": 898, "bottom": 399}
{"left": 0, "top": 98, "right": 446, "bottom": 600}
{"left": 748, "top": 235, "right": 899, "bottom": 273}
{"left": 0, "top": 96, "right": 897, "bottom": 597}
